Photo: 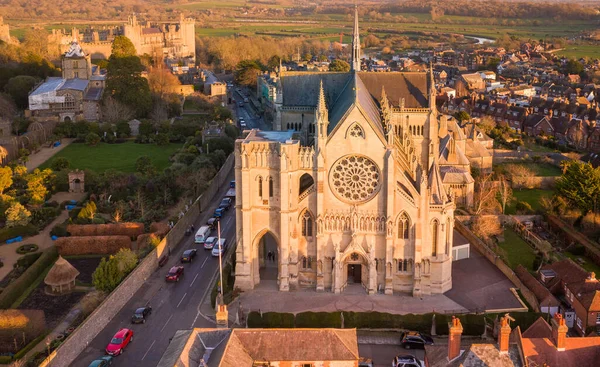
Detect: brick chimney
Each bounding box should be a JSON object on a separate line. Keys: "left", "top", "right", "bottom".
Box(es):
{"left": 551, "top": 313, "right": 568, "bottom": 351}
{"left": 448, "top": 316, "right": 463, "bottom": 361}
{"left": 498, "top": 315, "right": 512, "bottom": 354}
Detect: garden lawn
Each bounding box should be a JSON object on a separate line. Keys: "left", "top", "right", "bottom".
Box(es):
{"left": 39, "top": 142, "right": 180, "bottom": 173}
{"left": 498, "top": 228, "right": 538, "bottom": 271}
{"left": 505, "top": 189, "right": 553, "bottom": 215}
{"left": 563, "top": 251, "right": 600, "bottom": 275}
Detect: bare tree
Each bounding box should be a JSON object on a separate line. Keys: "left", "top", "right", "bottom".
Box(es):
{"left": 473, "top": 172, "right": 501, "bottom": 215}
{"left": 504, "top": 164, "right": 535, "bottom": 189}
{"left": 472, "top": 216, "right": 502, "bottom": 243}
{"left": 497, "top": 174, "right": 513, "bottom": 214}
{"left": 102, "top": 96, "right": 134, "bottom": 124}
{"left": 149, "top": 99, "right": 168, "bottom": 123}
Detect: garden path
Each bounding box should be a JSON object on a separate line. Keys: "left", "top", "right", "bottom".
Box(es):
{"left": 0, "top": 191, "right": 85, "bottom": 281}
{"left": 26, "top": 138, "right": 75, "bottom": 172}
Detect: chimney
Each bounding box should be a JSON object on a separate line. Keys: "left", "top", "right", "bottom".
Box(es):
{"left": 498, "top": 315, "right": 512, "bottom": 354}
{"left": 448, "top": 316, "right": 463, "bottom": 361}
{"left": 551, "top": 313, "right": 568, "bottom": 351}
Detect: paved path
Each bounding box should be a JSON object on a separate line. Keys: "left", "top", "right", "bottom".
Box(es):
{"left": 26, "top": 138, "right": 75, "bottom": 172}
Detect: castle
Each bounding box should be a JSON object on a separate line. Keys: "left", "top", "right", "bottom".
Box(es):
{"left": 0, "top": 17, "right": 11, "bottom": 44}
{"left": 233, "top": 7, "right": 481, "bottom": 296}
{"left": 48, "top": 14, "right": 195, "bottom": 62}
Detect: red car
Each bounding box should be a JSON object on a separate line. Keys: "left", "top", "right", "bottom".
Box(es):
{"left": 105, "top": 328, "right": 133, "bottom": 356}
{"left": 166, "top": 266, "right": 184, "bottom": 282}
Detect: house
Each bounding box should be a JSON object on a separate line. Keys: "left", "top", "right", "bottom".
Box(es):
{"left": 540, "top": 259, "right": 600, "bottom": 335}
{"left": 515, "top": 264, "right": 560, "bottom": 316}
{"left": 455, "top": 73, "right": 486, "bottom": 97}
{"left": 157, "top": 328, "right": 360, "bottom": 367}
{"left": 503, "top": 105, "right": 528, "bottom": 131}
{"left": 510, "top": 84, "right": 536, "bottom": 98}
{"left": 566, "top": 118, "right": 590, "bottom": 149}
{"left": 524, "top": 114, "right": 553, "bottom": 136}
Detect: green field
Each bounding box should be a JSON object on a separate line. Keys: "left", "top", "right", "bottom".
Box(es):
{"left": 39, "top": 141, "right": 180, "bottom": 173}
{"left": 556, "top": 45, "right": 600, "bottom": 59}
{"left": 563, "top": 251, "right": 600, "bottom": 275}
{"left": 505, "top": 189, "right": 554, "bottom": 214}
{"left": 500, "top": 162, "right": 562, "bottom": 177}
{"left": 498, "top": 228, "right": 538, "bottom": 271}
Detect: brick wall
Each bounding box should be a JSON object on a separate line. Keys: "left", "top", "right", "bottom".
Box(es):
{"left": 39, "top": 154, "right": 235, "bottom": 367}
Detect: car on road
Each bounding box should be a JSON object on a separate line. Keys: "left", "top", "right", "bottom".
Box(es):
{"left": 131, "top": 306, "right": 152, "bottom": 324}
{"left": 211, "top": 239, "right": 227, "bottom": 257}
{"left": 165, "top": 266, "right": 184, "bottom": 282}
{"left": 88, "top": 356, "right": 113, "bottom": 367}
{"left": 400, "top": 331, "right": 434, "bottom": 349}
{"left": 181, "top": 249, "right": 197, "bottom": 263}
{"left": 219, "top": 197, "right": 232, "bottom": 210}
{"left": 240, "top": 121, "right": 247, "bottom": 129}
{"left": 207, "top": 217, "right": 220, "bottom": 230}
{"left": 236, "top": 88, "right": 242, "bottom": 93}
{"left": 238, "top": 102, "right": 244, "bottom": 107}
{"left": 213, "top": 207, "right": 226, "bottom": 218}
{"left": 105, "top": 328, "right": 133, "bottom": 356}
{"left": 230, "top": 180, "right": 235, "bottom": 188}
{"left": 243, "top": 97, "right": 249, "bottom": 103}
{"left": 392, "top": 354, "right": 424, "bottom": 367}
{"left": 204, "top": 236, "right": 218, "bottom": 250}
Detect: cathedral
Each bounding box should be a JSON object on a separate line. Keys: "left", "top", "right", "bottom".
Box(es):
{"left": 233, "top": 8, "right": 476, "bottom": 296}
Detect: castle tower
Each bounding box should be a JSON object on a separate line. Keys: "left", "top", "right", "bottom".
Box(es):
{"left": 62, "top": 41, "right": 92, "bottom": 79}
{"left": 351, "top": 5, "right": 361, "bottom": 71}
{"left": 0, "top": 16, "right": 11, "bottom": 44}
{"left": 179, "top": 14, "right": 196, "bottom": 61}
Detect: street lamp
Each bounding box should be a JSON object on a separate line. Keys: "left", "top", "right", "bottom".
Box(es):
{"left": 218, "top": 219, "right": 224, "bottom": 296}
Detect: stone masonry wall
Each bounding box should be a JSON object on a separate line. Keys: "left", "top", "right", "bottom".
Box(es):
{"left": 39, "top": 154, "right": 235, "bottom": 367}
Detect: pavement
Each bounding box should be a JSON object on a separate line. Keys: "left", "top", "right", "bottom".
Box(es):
{"left": 26, "top": 138, "right": 75, "bottom": 172}
{"left": 69, "top": 172, "right": 236, "bottom": 367}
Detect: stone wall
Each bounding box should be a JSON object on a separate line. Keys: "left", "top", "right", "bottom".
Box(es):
{"left": 454, "top": 220, "right": 536, "bottom": 313}
{"left": 547, "top": 214, "right": 600, "bottom": 267}
{"left": 39, "top": 154, "right": 235, "bottom": 367}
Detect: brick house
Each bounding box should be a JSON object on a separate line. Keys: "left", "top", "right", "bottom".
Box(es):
{"left": 523, "top": 114, "right": 553, "bottom": 136}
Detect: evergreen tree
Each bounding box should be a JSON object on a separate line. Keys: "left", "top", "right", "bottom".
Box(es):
{"left": 555, "top": 161, "right": 600, "bottom": 215}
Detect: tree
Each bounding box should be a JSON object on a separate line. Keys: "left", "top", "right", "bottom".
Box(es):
{"left": 113, "top": 248, "right": 138, "bottom": 274}
{"left": 78, "top": 201, "right": 97, "bottom": 221}
{"left": 329, "top": 59, "right": 350, "bottom": 72}
{"left": 101, "top": 96, "right": 135, "bottom": 124}
{"left": 5, "top": 202, "right": 31, "bottom": 227}
{"left": 364, "top": 34, "right": 380, "bottom": 48}
{"left": 111, "top": 36, "right": 137, "bottom": 58}
{"left": 0, "top": 93, "right": 17, "bottom": 121}
{"left": 0, "top": 166, "right": 13, "bottom": 194}
{"left": 504, "top": 164, "right": 535, "bottom": 189}
{"left": 23, "top": 28, "right": 50, "bottom": 57}
{"left": 473, "top": 172, "right": 501, "bottom": 215}
{"left": 497, "top": 174, "right": 513, "bottom": 214}
{"left": 147, "top": 65, "right": 181, "bottom": 98}
{"left": 555, "top": 161, "right": 600, "bottom": 215}
{"left": 135, "top": 156, "right": 155, "bottom": 175}
{"left": 477, "top": 116, "right": 496, "bottom": 134}
{"left": 4, "top": 76, "right": 37, "bottom": 109}
{"left": 454, "top": 111, "right": 471, "bottom": 123}
{"left": 92, "top": 257, "right": 122, "bottom": 292}
{"left": 85, "top": 132, "right": 101, "bottom": 146}
{"left": 116, "top": 121, "right": 132, "bottom": 138}
{"left": 565, "top": 59, "right": 584, "bottom": 75}
{"left": 50, "top": 157, "right": 70, "bottom": 171}
{"left": 155, "top": 133, "right": 169, "bottom": 146}
{"left": 471, "top": 216, "right": 502, "bottom": 243}
{"left": 26, "top": 169, "right": 53, "bottom": 205}
{"left": 234, "top": 60, "right": 262, "bottom": 87}
{"left": 267, "top": 55, "right": 281, "bottom": 71}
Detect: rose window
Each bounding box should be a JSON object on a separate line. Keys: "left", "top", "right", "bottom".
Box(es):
{"left": 329, "top": 155, "right": 381, "bottom": 203}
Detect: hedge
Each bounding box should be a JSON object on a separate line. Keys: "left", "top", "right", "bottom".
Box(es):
{"left": 50, "top": 223, "right": 69, "bottom": 237}
{"left": 343, "top": 312, "right": 434, "bottom": 332}
{"left": 0, "top": 225, "right": 39, "bottom": 243}
{"left": 0, "top": 356, "right": 11, "bottom": 364}
{"left": 16, "top": 253, "right": 42, "bottom": 269}
{"left": 13, "top": 331, "right": 50, "bottom": 360}
{"left": 250, "top": 312, "right": 295, "bottom": 328}
{"left": 0, "top": 248, "right": 58, "bottom": 309}
{"left": 0, "top": 310, "right": 46, "bottom": 353}
{"left": 296, "top": 312, "right": 342, "bottom": 328}
{"left": 55, "top": 235, "right": 131, "bottom": 255}
{"left": 66, "top": 223, "right": 144, "bottom": 239}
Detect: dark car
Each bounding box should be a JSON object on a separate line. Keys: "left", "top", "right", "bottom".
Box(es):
{"left": 181, "top": 249, "right": 197, "bottom": 263}
{"left": 131, "top": 306, "right": 152, "bottom": 324}
{"left": 400, "top": 331, "right": 434, "bottom": 349}
{"left": 165, "top": 266, "right": 184, "bottom": 282}
{"left": 207, "top": 217, "right": 220, "bottom": 230}
{"left": 87, "top": 356, "right": 113, "bottom": 367}
{"left": 213, "top": 207, "right": 226, "bottom": 218}
{"left": 393, "top": 354, "right": 424, "bottom": 367}
{"left": 219, "top": 198, "right": 232, "bottom": 210}
{"left": 229, "top": 180, "right": 235, "bottom": 189}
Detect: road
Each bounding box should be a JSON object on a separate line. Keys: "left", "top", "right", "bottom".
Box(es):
{"left": 71, "top": 180, "right": 236, "bottom": 367}
{"left": 232, "top": 87, "right": 269, "bottom": 131}
{"left": 358, "top": 344, "right": 425, "bottom": 367}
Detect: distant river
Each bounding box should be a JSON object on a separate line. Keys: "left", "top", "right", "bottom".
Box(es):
{"left": 465, "top": 36, "right": 495, "bottom": 44}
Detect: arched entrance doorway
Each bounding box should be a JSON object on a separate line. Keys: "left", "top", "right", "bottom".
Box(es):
{"left": 343, "top": 252, "right": 368, "bottom": 294}
{"left": 254, "top": 230, "right": 279, "bottom": 289}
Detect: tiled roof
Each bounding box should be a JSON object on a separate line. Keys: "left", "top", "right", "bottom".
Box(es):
{"left": 515, "top": 265, "right": 560, "bottom": 307}
{"left": 521, "top": 317, "right": 553, "bottom": 339}
{"left": 521, "top": 334, "right": 600, "bottom": 367}
{"left": 425, "top": 343, "right": 522, "bottom": 367}
{"left": 541, "top": 259, "right": 588, "bottom": 286}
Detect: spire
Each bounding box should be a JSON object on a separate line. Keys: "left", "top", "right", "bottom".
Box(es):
{"left": 381, "top": 86, "right": 392, "bottom": 131}
{"left": 316, "top": 80, "right": 329, "bottom": 138}
{"left": 351, "top": 5, "right": 361, "bottom": 71}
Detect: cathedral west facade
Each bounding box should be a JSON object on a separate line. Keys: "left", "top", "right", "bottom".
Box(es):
{"left": 234, "top": 8, "right": 475, "bottom": 296}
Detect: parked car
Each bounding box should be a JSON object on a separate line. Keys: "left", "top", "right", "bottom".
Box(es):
{"left": 158, "top": 254, "right": 169, "bottom": 267}
{"left": 243, "top": 97, "right": 249, "bottom": 103}
{"left": 213, "top": 207, "right": 226, "bottom": 218}
{"left": 211, "top": 239, "right": 227, "bottom": 257}
{"left": 207, "top": 217, "right": 220, "bottom": 230}
{"left": 392, "top": 354, "right": 424, "bottom": 367}
{"left": 165, "top": 266, "right": 184, "bottom": 282}
{"left": 240, "top": 122, "right": 247, "bottom": 129}
{"left": 105, "top": 328, "right": 133, "bottom": 356}
{"left": 181, "top": 249, "right": 197, "bottom": 263}
{"left": 238, "top": 102, "right": 244, "bottom": 107}
{"left": 88, "top": 356, "right": 113, "bottom": 367}
{"left": 204, "top": 236, "right": 217, "bottom": 250}
{"left": 131, "top": 306, "right": 152, "bottom": 324}
{"left": 400, "top": 331, "right": 434, "bottom": 349}
{"left": 219, "top": 197, "right": 232, "bottom": 210}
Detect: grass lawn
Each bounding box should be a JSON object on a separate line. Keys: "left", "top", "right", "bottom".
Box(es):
{"left": 39, "top": 141, "right": 181, "bottom": 173}
{"left": 556, "top": 45, "right": 600, "bottom": 60}
{"left": 497, "top": 228, "right": 538, "bottom": 271}
{"left": 563, "top": 251, "right": 600, "bottom": 275}
{"left": 505, "top": 189, "right": 554, "bottom": 214}
{"left": 504, "top": 162, "right": 562, "bottom": 177}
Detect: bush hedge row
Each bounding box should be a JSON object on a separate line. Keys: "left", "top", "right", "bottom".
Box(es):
{"left": 0, "top": 248, "right": 58, "bottom": 309}
{"left": 55, "top": 235, "right": 131, "bottom": 255}
{"left": 66, "top": 223, "right": 144, "bottom": 239}
{"left": 0, "top": 225, "right": 39, "bottom": 243}
{"left": 16, "top": 253, "right": 42, "bottom": 269}
{"left": 0, "top": 310, "right": 46, "bottom": 353}
{"left": 246, "top": 311, "right": 547, "bottom": 335}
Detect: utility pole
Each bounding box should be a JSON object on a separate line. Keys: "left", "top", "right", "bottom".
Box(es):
{"left": 218, "top": 219, "right": 223, "bottom": 296}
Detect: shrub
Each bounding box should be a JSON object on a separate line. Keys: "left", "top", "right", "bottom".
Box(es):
{"left": 116, "top": 121, "right": 131, "bottom": 138}
{"left": 516, "top": 201, "right": 533, "bottom": 214}
{"left": 66, "top": 223, "right": 144, "bottom": 239}
{"left": 258, "top": 312, "right": 295, "bottom": 328}
{"left": 55, "top": 236, "right": 131, "bottom": 255}
{"left": 5, "top": 203, "right": 31, "bottom": 227}
{"left": 85, "top": 132, "right": 101, "bottom": 146}
{"left": 78, "top": 201, "right": 97, "bottom": 221}
{"left": 16, "top": 252, "right": 42, "bottom": 268}
{"left": 0, "top": 247, "right": 58, "bottom": 309}
{"left": 50, "top": 223, "right": 69, "bottom": 237}
{"left": 16, "top": 244, "right": 39, "bottom": 255}
{"left": 13, "top": 331, "right": 49, "bottom": 360}
{"left": 92, "top": 249, "right": 137, "bottom": 292}
{"left": 149, "top": 222, "right": 169, "bottom": 237}
{"left": 155, "top": 133, "right": 169, "bottom": 146}
{"left": 295, "top": 312, "right": 342, "bottom": 328}
{"left": 50, "top": 157, "right": 70, "bottom": 171}
{"left": 0, "top": 225, "right": 38, "bottom": 243}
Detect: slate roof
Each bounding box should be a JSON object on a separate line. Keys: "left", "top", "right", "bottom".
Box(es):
{"left": 84, "top": 87, "right": 103, "bottom": 101}
{"left": 29, "top": 77, "right": 64, "bottom": 97}
{"left": 60, "top": 78, "right": 89, "bottom": 92}
{"left": 514, "top": 265, "right": 560, "bottom": 308}
{"left": 440, "top": 166, "right": 474, "bottom": 185}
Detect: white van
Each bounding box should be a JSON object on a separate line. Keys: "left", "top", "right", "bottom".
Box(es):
{"left": 194, "top": 226, "right": 211, "bottom": 244}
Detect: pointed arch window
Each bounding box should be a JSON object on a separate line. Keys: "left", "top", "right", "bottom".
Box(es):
{"left": 431, "top": 220, "right": 439, "bottom": 257}
{"left": 347, "top": 123, "right": 365, "bottom": 138}
{"left": 302, "top": 211, "right": 313, "bottom": 237}
{"left": 268, "top": 177, "right": 274, "bottom": 197}
{"left": 398, "top": 213, "right": 410, "bottom": 239}
{"left": 258, "top": 176, "right": 263, "bottom": 198}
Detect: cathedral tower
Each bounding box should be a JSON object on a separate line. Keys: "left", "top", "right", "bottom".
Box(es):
{"left": 351, "top": 5, "right": 361, "bottom": 71}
